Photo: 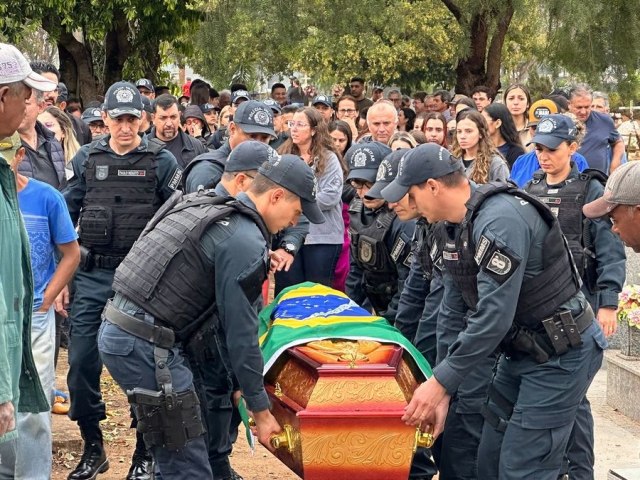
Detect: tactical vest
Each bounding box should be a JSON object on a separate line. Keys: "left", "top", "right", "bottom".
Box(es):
{"left": 348, "top": 198, "right": 398, "bottom": 312}
{"left": 416, "top": 221, "right": 445, "bottom": 281}
{"left": 526, "top": 169, "right": 607, "bottom": 294}
{"left": 113, "top": 191, "right": 270, "bottom": 338}
{"left": 79, "top": 139, "right": 165, "bottom": 256}
{"left": 442, "top": 182, "right": 581, "bottom": 330}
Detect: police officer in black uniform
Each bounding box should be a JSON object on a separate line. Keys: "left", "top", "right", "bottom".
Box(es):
{"left": 524, "top": 114, "right": 626, "bottom": 480}
{"left": 382, "top": 143, "right": 606, "bottom": 480}
{"left": 98, "top": 154, "right": 325, "bottom": 479}
{"left": 345, "top": 142, "right": 415, "bottom": 323}
{"left": 63, "top": 81, "right": 182, "bottom": 480}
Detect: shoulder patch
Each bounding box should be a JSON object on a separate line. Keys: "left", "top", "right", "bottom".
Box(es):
{"left": 479, "top": 245, "right": 521, "bottom": 285}
{"left": 403, "top": 251, "right": 414, "bottom": 267}
{"left": 390, "top": 237, "right": 407, "bottom": 262}
{"left": 474, "top": 235, "right": 490, "bottom": 265}
{"left": 486, "top": 251, "right": 512, "bottom": 275}
{"left": 168, "top": 168, "right": 183, "bottom": 191}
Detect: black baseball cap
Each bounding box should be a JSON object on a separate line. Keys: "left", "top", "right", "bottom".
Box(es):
{"left": 135, "top": 78, "right": 154, "bottom": 93}
{"left": 57, "top": 82, "right": 68, "bottom": 103}
{"left": 345, "top": 141, "right": 393, "bottom": 183}
{"left": 103, "top": 81, "right": 143, "bottom": 119}
{"left": 365, "top": 149, "right": 409, "bottom": 200}
{"left": 258, "top": 154, "right": 325, "bottom": 224}
{"left": 232, "top": 89, "right": 251, "bottom": 104}
{"left": 233, "top": 100, "right": 276, "bottom": 138}
{"left": 381, "top": 143, "right": 464, "bottom": 203}
{"left": 527, "top": 114, "right": 577, "bottom": 149}
{"left": 81, "top": 107, "right": 103, "bottom": 124}
{"left": 312, "top": 95, "right": 332, "bottom": 108}
{"left": 226, "top": 141, "right": 278, "bottom": 173}
{"left": 262, "top": 98, "right": 282, "bottom": 114}
{"left": 140, "top": 96, "right": 153, "bottom": 114}
{"left": 200, "top": 103, "right": 220, "bottom": 114}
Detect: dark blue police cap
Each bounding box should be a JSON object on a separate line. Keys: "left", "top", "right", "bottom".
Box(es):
{"left": 135, "top": 78, "right": 154, "bottom": 93}
{"left": 527, "top": 114, "right": 577, "bottom": 149}
{"left": 103, "top": 81, "right": 143, "bottom": 119}
{"left": 312, "top": 95, "right": 332, "bottom": 108}
{"left": 365, "top": 148, "right": 410, "bottom": 200}
{"left": 258, "top": 154, "right": 325, "bottom": 224}
{"left": 233, "top": 100, "right": 276, "bottom": 138}
{"left": 345, "top": 141, "right": 393, "bottom": 183}
{"left": 226, "top": 141, "right": 278, "bottom": 173}
{"left": 381, "top": 143, "right": 464, "bottom": 203}
{"left": 262, "top": 98, "right": 282, "bottom": 114}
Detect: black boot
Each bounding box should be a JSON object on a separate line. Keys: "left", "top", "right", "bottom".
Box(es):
{"left": 126, "top": 431, "right": 153, "bottom": 480}
{"left": 67, "top": 422, "right": 109, "bottom": 480}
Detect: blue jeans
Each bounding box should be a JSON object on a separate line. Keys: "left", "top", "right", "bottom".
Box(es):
{"left": 477, "top": 322, "right": 605, "bottom": 480}
{"left": 15, "top": 306, "right": 55, "bottom": 480}
{"left": 98, "top": 315, "right": 212, "bottom": 480}
{"left": 275, "top": 243, "right": 342, "bottom": 295}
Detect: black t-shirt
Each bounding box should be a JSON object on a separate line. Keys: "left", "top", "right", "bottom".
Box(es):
{"left": 164, "top": 133, "right": 185, "bottom": 167}
{"left": 498, "top": 142, "right": 525, "bottom": 168}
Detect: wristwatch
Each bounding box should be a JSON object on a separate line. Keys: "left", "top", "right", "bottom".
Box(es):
{"left": 281, "top": 242, "right": 297, "bottom": 255}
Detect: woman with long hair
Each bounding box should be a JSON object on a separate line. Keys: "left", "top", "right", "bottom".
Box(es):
{"left": 452, "top": 109, "right": 509, "bottom": 184}
{"left": 388, "top": 131, "right": 417, "bottom": 150}
{"left": 421, "top": 112, "right": 448, "bottom": 148}
{"left": 276, "top": 107, "right": 345, "bottom": 293}
{"left": 482, "top": 103, "right": 525, "bottom": 168}
{"left": 38, "top": 106, "right": 81, "bottom": 179}
{"left": 503, "top": 83, "right": 532, "bottom": 146}
{"left": 398, "top": 107, "right": 416, "bottom": 132}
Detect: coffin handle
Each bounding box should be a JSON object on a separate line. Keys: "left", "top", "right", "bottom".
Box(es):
{"left": 270, "top": 424, "right": 295, "bottom": 453}
{"left": 414, "top": 427, "right": 435, "bottom": 451}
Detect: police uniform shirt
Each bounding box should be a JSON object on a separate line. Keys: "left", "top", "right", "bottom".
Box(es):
{"left": 199, "top": 191, "right": 271, "bottom": 412}
{"left": 63, "top": 136, "right": 182, "bottom": 224}
{"left": 434, "top": 188, "right": 589, "bottom": 395}
{"left": 524, "top": 163, "right": 626, "bottom": 310}
{"left": 183, "top": 142, "right": 231, "bottom": 193}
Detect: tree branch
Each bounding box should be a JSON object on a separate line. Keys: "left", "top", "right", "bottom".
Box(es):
{"left": 440, "top": 0, "right": 462, "bottom": 23}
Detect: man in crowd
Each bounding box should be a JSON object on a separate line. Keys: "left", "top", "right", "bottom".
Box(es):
{"left": 0, "top": 41, "right": 57, "bottom": 478}
{"left": 412, "top": 91, "right": 429, "bottom": 114}
{"left": 135, "top": 79, "right": 155, "bottom": 99}
{"left": 431, "top": 90, "right": 452, "bottom": 120}
{"left": 386, "top": 88, "right": 402, "bottom": 111}
{"left": 311, "top": 95, "right": 334, "bottom": 122}
{"left": 270, "top": 82, "right": 287, "bottom": 107}
{"left": 81, "top": 107, "right": 109, "bottom": 139}
{"left": 366, "top": 101, "right": 398, "bottom": 144}
{"left": 569, "top": 84, "right": 623, "bottom": 174}
{"left": 349, "top": 76, "right": 374, "bottom": 113}
{"left": 471, "top": 86, "right": 493, "bottom": 112}
{"left": 148, "top": 93, "right": 207, "bottom": 168}
{"left": 64, "top": 81, "right": 182, "bottom": 480}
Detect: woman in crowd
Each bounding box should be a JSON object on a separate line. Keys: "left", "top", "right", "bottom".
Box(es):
{"left": 503, "top": 83, "right": 532, "bottom": 146}
{"left": 182, "top": 105, "right": 210, "bottom": 144}
{"left": 276, "top": 107, "right": 345, "bottom": 293}
{"left": 38, "top": 106, "right": 80, "bottom": 180}
{"left": 335, "top": 95, "right": 359, "bottom": 139}
{"left": 398, "top": 107, "right": 416, "bottom": 132}
{"left": 482, "top": 103, "right": 525, "bottom": 168}
{"left": 328, "top": 120, "right": 355, "bottom": 292}
{"left": 421, "top": 112, "right": 448, "bottom": 148}
{"left": 388, "top": 131, "right": 417, "bottom": 150}
{"left": 452, "top": 109, "right": 510, "bottom": 183}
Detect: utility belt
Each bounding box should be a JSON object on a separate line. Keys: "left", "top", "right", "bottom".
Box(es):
{"left": 502, "top": 304, "right": 594, "bottom": 364}
{"left": 102, "top": 299, "right": 204, "bottom": 450}
{"left": 79, "top": 246, "right": 126, "bottom": 271}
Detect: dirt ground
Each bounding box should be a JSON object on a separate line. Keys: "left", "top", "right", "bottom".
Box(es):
{"left": 51, "top": 349, "right": 298, "bottom": 480}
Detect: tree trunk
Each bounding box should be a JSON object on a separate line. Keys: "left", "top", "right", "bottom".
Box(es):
{"left": 55, "top": 31, "right": 99, "bottom": 104}
{"left": 139, "top": 39, "right": 162, "bottom": 84}
{"left": 103, "top": 10, "right": 133, "bottom": 88}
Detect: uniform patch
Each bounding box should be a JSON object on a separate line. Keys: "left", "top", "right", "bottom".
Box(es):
{"left": 486, "top": 251, "right": 512, "bottom": 275}
{"left": 443, "top": 251, "right": 458, "bottom": 261}
{"left": 168, "top": 168, "right": 182, "bottom": 191}
{"left": 96, "top": 165, "right": 109, "bottom": 181}
{"left": 353, "top": 151, "right": 368, "bottom": 168}
{"left": 359, "top": 240, "right": 373, "bottom": 263}
{"left": 390, "top": 237, "right": 406, "bottom": 262}
{"left": 541, "top": 197, "right": 561, "bottom": 205}
{"left": 550, "top": 207, "right": 559, "bottom": 217}
{"left": 403, "top": 251, "right": 414, "bottom": 267}
{"left": 474, "top": 235, "right": 490, "bottom": 265}
{"left": 118, "top": 169, "right": 146, "bottom": 177}
{"left": 430, "top": 240, "right": 439, "bottom": 261}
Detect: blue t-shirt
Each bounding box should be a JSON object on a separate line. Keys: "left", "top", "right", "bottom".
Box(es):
{"left": 578, "top": 111, "right": 620, "bottom": 174}
{"left": 509, "top": 150, "right": 589, "bottom": 187}
{"left": 18, "top": 178, "right": 78, "bottom": 309}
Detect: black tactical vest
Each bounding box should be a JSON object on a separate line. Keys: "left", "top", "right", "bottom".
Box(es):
{"left": 416, "top": 221, "right": 445, "bottom": 281}
{"left": 112, "top": 191, "right": 270, "bottom": 338}
{"left": 79, "top": 139, "right": 165, "bottom": 256}
{"left": 442, "top": 182, "right": 581, "bottom": 329}
{"left": 526, "top": 169, "right": 607, "bottom": 293}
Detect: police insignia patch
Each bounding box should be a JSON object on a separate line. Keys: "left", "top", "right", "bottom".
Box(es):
{"left": 403, "top": 252, "right": 414, "bottom": 267}
{"left": 252, "top": 109, "right": 270, "bottom": 126}
{"left": 537, "top": 118, "right": 555, "bottom": 134}
{"left": 359, "top": 240, "right": 373, "bottom": 263}
{"left": 353, "top": 151, "right": 368, "bottom": 168}
{"left": 486, "top": 251, "right": 511, "bottom": 275}
{"left": 114, "top": 87, "right": 134, "bottom": 103}
{"left": 95, "top": 165, "right": 109, "bottom": 181}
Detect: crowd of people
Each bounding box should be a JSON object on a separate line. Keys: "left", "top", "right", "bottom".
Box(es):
{"left": 1, "top": 39, "right": 640, "bottom": 480}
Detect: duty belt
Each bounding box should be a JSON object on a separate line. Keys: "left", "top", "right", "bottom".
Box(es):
{"left": 103, "top": 300, "right": 175, "bottom": 349}
{"left": 93, "top": 253, "right": 126, "bottom": 270}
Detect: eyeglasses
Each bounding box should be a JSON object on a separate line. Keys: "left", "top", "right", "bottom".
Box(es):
{"left": 349, "top": 179, "right": 374, "bottom": 189}
{"left": 287, "top": 121, "right": 310, "bottom": 129}
{"left": 338, "top": 109, "right": 357, "bottom": 114}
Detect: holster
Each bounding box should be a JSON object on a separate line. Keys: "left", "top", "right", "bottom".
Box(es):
{"left": 183, "top": 317, "right": 218, "bottom": 365}
{"left": 79, "top": 245, "right": 94, "bottom": 272}
{"left": 501, "top": 325, "right": 551, "bottom": 364}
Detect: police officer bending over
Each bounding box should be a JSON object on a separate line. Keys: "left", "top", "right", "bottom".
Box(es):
{"left": 382, "top": 143, "right": 606, "bottom": 480}
{"left": 524, "top": 115, "right": 625, "bottom": 480}
{"left": 99, "top": 155, "right": 324, "bottom": 479}
{"left": 64, "top": 81, "right": 182, "bottom": 480}
{"left": 345, "top": 142, "right": 415, "bottom": 323}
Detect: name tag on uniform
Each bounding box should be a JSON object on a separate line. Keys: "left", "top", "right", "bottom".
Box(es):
{"left": 443, "top": 251, "right": 458, "bottom": 261}
{"left": 118, "top": 169, "right": 146, "bottom": 177}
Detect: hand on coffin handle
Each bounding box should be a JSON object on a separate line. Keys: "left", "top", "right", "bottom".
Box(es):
{"left": 253, "top": 409, "right": 282, "bottom": 453}
{"left": 402, "top": 376, "right": 450, "bottom": 441}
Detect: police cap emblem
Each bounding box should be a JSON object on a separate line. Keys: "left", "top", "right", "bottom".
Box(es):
{"left": 251, "top": 108, "right": 271, "bottom": 126}
{"left": 114, "top": 87, "right": 135, "bottom": 104}
{"left": 353, "top": 151, "right": 368, "bottom": 168}
{"left": 537, "top": 118, "right": 555, "bottom": 134}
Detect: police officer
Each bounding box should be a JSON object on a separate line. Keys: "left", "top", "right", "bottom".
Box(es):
{"left": 368, "top": 149, "right": 438, "bottom": 480}
{"left": 345, "top": 142, "right": 415, "bottom": 323}
{"left": 98, "top": 154, "right": 325, "bottom": 479}
{"left": 524, "top": 115, "right": 626, "bottom": 480}
{"left": 382, "top": 143, "right": 606, "bottom": 480}
{"left": 183, "top": 100, "right": 277, "bottom": 193}
{"left": 64, "top": 81, "right": 182, "bottom": 480}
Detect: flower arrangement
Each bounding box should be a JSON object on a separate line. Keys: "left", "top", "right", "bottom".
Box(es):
{"left": 618, "top": 284, "right": 640, "bottom": 329}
